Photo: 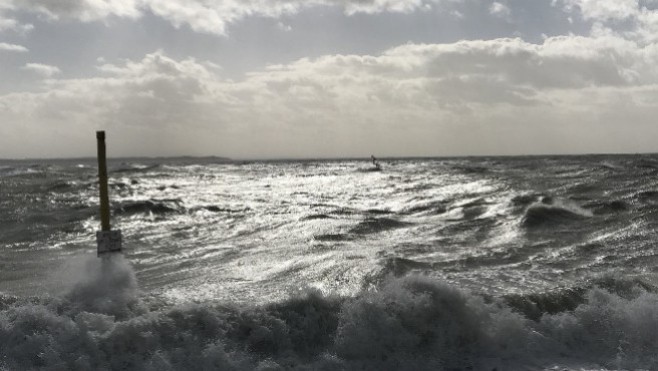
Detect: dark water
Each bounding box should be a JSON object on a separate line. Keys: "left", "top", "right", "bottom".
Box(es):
{"left": 2, "top": 155, "right": 658, "bottom": 370}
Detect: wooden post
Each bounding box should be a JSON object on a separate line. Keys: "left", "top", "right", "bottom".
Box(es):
{"left": 96, "top": 131, "right": 122, "bottom": 256}
{"left": 97, "top": 131, "right": 111, "bottom": 231}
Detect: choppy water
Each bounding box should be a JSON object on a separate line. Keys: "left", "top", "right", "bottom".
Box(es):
{"left": 2, "top": 155, "right": 658, "bottom": 370}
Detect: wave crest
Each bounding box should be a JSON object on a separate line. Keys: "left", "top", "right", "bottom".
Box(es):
{"left": 522, "top": 200, "right": 592, "bottom": 227}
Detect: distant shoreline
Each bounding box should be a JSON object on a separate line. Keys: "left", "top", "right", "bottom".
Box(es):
{"left": 1, "top": 152, "right": 658, "bottom": 163}
{"left": 0, "top": 156, "right": 233, "bottom": 163}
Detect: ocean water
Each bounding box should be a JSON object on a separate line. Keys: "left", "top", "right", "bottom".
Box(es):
{"left": 2, "top": 155, "right": 658, "bottom": 370}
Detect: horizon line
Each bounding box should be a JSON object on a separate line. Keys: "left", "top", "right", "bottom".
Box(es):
{"left": 2, "top": 151, "right": 658, "bottom": 162}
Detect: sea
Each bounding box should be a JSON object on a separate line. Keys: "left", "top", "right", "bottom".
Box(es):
{"left": 2, "top": 155, "right": 658, "bottom": 370}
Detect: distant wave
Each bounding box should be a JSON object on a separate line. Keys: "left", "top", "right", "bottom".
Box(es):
{"left": 112, "top": 163, "right": 160, "bottom": 173}
{"left": 451, "top": 165, "right": 488, "bottom": 174}
{"left": 109, "top": 180, "right": 136, "bottom": 192}
{"left": 194, "top": 205, "right": 250, "bottom": 214}
{"left": 356, "top": 167, "right": 383, "bottom": 173}
{"left": 0, "top": 166, "right": 41, "bottom": 177}
{"left": 46, "top": 180, "right": 77, "bottom": 192}
{"left": 634, "top": 158, "right": 658, "bottom": 171}
{"left": 401, "top": 200, "right": 448, "bottom": 215}
{"left": 349, "top": 217, "right": 411, "bottom": 235}
{"left": 522, "top": 200, "right": 592, "bottom": 227}
{"left": 313, "top": 217, "right": 411, "bottom": 242}
{"left": 635, "top": 190, "right": 658, "bottom": 203}
{"left": 599, "top": 161, "right": 621, "bottom": 171}
{"left": 365, "top": 208, "right": 391, "bottom": 215}
{"left": 314, "top": 233, "right": 351, "bottom": 242}
{"left": 516, "top": 192, "right": 627, "bottom": 217}
{"left": 583, "top": 199, "right": 628, "bottom": 215}
{"left": 0, "top": 165, "right": 15, "bottom": 175}
{"left": 302, "top": 214, "right": 333, "bottom": 221}
{"left": 328, "top": 208, "right": 357, "bottom": 216}
{"left": 511, "top": 193, "right": 545, "bottom": 208}
{"left": 114, "top": 199, "right": 184, "bottom": 215}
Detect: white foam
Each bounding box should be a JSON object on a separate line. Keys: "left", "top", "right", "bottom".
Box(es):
{"left": 3, "top": 272, "right": 658, "bottom": 370}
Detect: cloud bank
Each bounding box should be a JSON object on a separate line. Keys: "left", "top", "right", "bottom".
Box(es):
{"left": 2, "top": 28, "right": 658, "bottom": 157}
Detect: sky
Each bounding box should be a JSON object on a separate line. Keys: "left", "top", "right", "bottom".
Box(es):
{"left": 1, "top": 0, "right": 658, "bottom": 159}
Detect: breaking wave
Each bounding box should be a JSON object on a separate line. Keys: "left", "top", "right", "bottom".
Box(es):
{"left": 522, "top": 200, "right": 592, "bottom": 227}
{"left": 2, "top": 259, "right": 658, "bottom": 370}
{"left": 114, "top": 199, "right": 185, "bottom": 216}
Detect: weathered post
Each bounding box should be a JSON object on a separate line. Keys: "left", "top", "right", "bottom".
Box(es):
{"left": 96, "top": 131, "right": 122, "bottom": 256}
{"left": 97, "top": 131, "right": 111, "bottom": 231}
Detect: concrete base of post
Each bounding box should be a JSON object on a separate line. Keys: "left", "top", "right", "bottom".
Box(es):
{"left": 96, "top": 230, "right": 123, "bottom": 256}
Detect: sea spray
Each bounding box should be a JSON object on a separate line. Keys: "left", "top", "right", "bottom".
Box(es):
{"left": 0, "top": 255, "right": 145, "bottom": 370}
{"left": 63, "top": 254, "right": 145, "bottom": 319}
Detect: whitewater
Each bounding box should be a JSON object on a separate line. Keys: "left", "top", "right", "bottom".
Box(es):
{"left": 2, "top": 155, "right": 658, "bottom": 370}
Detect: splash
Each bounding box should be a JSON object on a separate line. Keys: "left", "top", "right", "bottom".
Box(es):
{"left": 63, "top": 255, "right": 146, "bottom": 319}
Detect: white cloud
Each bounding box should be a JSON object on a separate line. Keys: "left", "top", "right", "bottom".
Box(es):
{"left": 0, "top": 42, "right": 27, "bottom": 52}
{"left": 0, "top": 16, "right": 16, "bottom": 30}
{"left": 562, "top": 0, "right": 639, "bottom": 21}
{"left": 340, "top": 0, "right": 438, "bottom": 15}
{"left": 18, "top": 0, "right": 141, "bottom": 21}
{"left": 0, "top": 16, "right": 33, "bottom": 33}
{"left": 277, "top": 22, "right": 292, "bottom": 32}
{"left": 489, "top": 2, "right": 511, "bottom": 18}
{"left": 22, "top": 63, "right": 62, "bottom": 77}
{"left": 0, "top": 1, "right": 32, "bottom": 33}
{"left": 557, "top": 1, "right": 658, "bottom": 47}
{"left": 144, "top": 0, "right": 443, "bottom": 34}
{"left": 450, "top": 9, "right": 464, "bottom": 18}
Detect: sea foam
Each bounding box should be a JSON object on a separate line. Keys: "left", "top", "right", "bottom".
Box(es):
{"left": 2, "top": 257, "right": 658, "bottom": 370}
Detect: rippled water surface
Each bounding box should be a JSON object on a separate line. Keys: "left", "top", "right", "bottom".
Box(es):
{"left": 3, "top": 155, "right": 658, "bottom": 370}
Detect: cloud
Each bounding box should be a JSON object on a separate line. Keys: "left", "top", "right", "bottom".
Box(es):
{"left": 1, "top": 0, "right": 442, "bottom": 35}
{"left": 384, "top": 36, "right": 651, "bottom": 89}
{"left": 0, "top": 14, "right": 33, "bottom": 34}
{"left": 0, "top": 42, "right": 27, "bottom": 52}
{"left": 22, "top": 63, "right": 62, "bottom": 77}
{"left": 0, "top": 1, "right": 33, "bottom": 32}
{"left": 18, "top": 0, "right": 141, "bottom": 21}
{"left": 561, "top": 0, "right": 639, "bottom": 21}
{"left": 143, "top": 0, "right": 441, "bottom": 34}
{"left": 339, "top": 0, "right": 438, "bottom": 15}
{"left": 0, "top": 17, "right": 16, "bottom": 30}
{"left": 557, "top": 0, "right": 658, "bottom": 44}
{"left": 277, "top": 21, "right": 292, "bottom": 32}
{"left": 489, "top": 2, "right": 511, "bottom": 18}
{"left": 0, "top": 52, "right": 226, "bottom": 157}
{"left": 3, "top": 32, "right": 658, "bottom": 157}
